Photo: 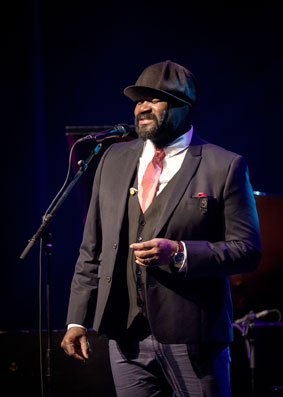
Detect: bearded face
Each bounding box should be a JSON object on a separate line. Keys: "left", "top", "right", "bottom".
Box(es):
{"left": 134, "top": 99, "right": 192, "bottom": 147}
{"left": 135, "top": 109, "right": 168, "bottom": 142}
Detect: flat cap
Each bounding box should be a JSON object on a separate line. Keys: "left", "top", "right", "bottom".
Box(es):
{"left": 124, "top": 60, "right": 198, "bottom": 106}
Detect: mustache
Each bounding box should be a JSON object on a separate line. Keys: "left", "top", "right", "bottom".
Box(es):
{"left": 135, "top": 111, "right": 157, "bottom": 122}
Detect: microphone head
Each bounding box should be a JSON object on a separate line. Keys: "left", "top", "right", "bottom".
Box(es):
{"left": 115, "top": 124, "right": 136, "bottom": 137}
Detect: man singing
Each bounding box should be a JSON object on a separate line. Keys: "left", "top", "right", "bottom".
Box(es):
{"left": 61, "top": 60, "right": 261, "bottom": 396}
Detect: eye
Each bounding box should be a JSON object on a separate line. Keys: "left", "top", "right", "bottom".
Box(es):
{"left": 135, "top": 98, "right": 161, "bottom": 106}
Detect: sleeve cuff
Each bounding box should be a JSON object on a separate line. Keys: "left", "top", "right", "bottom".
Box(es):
{"left": 67, "top": 324, "right": 87, "bottom": 330}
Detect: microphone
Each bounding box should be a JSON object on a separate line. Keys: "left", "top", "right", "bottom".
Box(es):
{"left": 234, "top": 309, "right": 273, "bottom": 324}
{"left": 77, "top": 124, "right": 134, "bottom": 143}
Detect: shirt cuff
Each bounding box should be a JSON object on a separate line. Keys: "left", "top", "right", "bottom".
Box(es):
{"left": 67, "top": 324, "right": 87, "bottom": 330}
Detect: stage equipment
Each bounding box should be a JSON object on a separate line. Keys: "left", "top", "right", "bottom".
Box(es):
{"left": 19, "top": 124, "right": 134, "bottom": 397}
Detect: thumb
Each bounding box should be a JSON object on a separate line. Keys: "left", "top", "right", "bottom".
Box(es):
{"left": 80, "top": 336, "right": 89, "bottom": 359}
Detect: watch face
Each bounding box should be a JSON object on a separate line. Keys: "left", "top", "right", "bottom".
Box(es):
{"left": 174, "top": 252, "right": 184, "bottom": 264}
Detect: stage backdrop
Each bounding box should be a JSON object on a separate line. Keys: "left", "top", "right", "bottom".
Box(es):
{"left": 2, "top": 0, "right": 282, "bottom": 357}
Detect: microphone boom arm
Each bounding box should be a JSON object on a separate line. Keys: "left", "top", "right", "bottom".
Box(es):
{"left": 19, "top": 143, "right": 102, "bottom": 260}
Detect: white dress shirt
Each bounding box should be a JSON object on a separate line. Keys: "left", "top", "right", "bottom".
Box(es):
{"left": 138, "top": 127, "right": 193, "bottom": 273}
{"left": 138, "top": 126, "right": 193, "bottom": 194}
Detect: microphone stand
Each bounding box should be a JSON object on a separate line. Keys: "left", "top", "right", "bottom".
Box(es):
{"left": 20, "top": 143, "right": 102, "bottom": 260}
{"left": 233, "top": 308, "right": 282, "bottom": 397}
{"left": 20, "top": 142, "right": 102, "bottom": 396}
{"left": 43, "top": 228, "right": 53, "bottom": 396}
{"left": 233, "top": 311, "right": 257, "bottom": 397}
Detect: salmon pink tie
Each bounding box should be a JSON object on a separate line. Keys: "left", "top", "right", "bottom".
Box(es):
{"left": 138, "top": 148, "right": 166, "bottom": 212}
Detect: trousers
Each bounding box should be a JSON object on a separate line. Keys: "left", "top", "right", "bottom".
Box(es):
{"left": 109, "top": 332, "right": 231, "bottom": 397}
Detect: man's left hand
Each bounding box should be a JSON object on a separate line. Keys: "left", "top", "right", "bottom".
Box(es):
{"left": 130, "top": 238, "right": 177, "bottom": 267}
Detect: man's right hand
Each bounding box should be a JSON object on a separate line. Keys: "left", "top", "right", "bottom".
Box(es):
{"left": 61, "top": 326, "right": 89, "bottom": 361}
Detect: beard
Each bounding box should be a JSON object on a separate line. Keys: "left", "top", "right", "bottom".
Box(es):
{"left": 135, "top": 111, "right": 166, "bottom": 142}
{"left": 135, "top": 105, "right": 192, "bottom": 148}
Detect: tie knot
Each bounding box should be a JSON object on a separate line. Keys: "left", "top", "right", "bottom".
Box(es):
{"left": 154, "top": 148, "right": 165, "bottom": 166}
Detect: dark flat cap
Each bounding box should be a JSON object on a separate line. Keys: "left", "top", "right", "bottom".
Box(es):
{"left": 124, "top": 60, "right": 198, "bottom": 106}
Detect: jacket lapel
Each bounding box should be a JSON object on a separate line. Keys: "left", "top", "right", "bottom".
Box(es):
{"left": 113, "top": 135, "right": 204, "bottom": 237}
{"left": 153, "top": 135, "right": 203, "bottom": 237}
{"left": 115, "top": 139, "right": 144, "bottom": 231}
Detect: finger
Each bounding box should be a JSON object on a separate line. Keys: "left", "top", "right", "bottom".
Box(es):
{"left": 73, "top": 350, "right": 86, "bottom": 361}
{"left": 134, "top": 248, "right": 158, "bottom": 259}
{"left": 80, "top": 337, "right": 89, "bottom": 360}
{"left": 134, "top": 252, "right": 152, "bottom": 261}
{"left": 136, "top": 258, "right": 158, "bottom": 267}
{"left": 61, "top": 340, "right": 75, "bottom": 356}
{"left": 61, "top": 336, "right": 87, "bottom": 361}
{"left": 130, "top": 240, "right": 155, "bottom": 250}
{"left": 72, "top": 342, "right": 88, "bottom": 361}
{"left": 62, "top": 340, "right": 85, "bottom": 361}
{"left": 136, "top": 259, "right": 147, "bottom": 266}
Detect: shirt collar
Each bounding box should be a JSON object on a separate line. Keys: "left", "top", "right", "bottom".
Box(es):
{"left": 143, "top": 126, "right": 193, "bottom": 158}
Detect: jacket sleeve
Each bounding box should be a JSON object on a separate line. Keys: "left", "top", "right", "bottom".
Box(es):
{"left": 66, "top": 151, "right": 106, "bottom": 327}
{"left": 185, "top": 155, "right": 261, "bottom": 278}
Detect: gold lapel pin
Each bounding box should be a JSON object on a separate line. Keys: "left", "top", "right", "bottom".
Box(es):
{"left": 129, "top": 187, "right": 138, "bottom": 196}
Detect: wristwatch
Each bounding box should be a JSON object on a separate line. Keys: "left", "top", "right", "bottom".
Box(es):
{"left": 172, "top": 241, "right": 184, "bottom": 268}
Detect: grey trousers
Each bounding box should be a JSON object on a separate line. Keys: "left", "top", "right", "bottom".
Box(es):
{"left": 109, "top": 334, "right": 231, "bottom": 397}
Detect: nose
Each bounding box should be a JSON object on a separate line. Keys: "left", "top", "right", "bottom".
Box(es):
{"left": 136, "top": 100, "right": 152, "bottom": 113}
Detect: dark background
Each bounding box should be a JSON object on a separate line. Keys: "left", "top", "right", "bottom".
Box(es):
{"left": 1, "top": 3, "right": 283, "bottom": 396}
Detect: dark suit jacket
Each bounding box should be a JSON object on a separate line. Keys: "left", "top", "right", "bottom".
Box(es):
{"left": 66, "top": 134, "right": 261, "bottom": 352}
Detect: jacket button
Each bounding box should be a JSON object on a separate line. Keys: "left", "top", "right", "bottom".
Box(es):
{"left": 106, "top": 276, "right": 111, "bottom": 282}
{"left": 112, "top": 243, "right": 118, "bottom": 249}
{"left": 137, "top": 236, "right": 143, "bottom": 241}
